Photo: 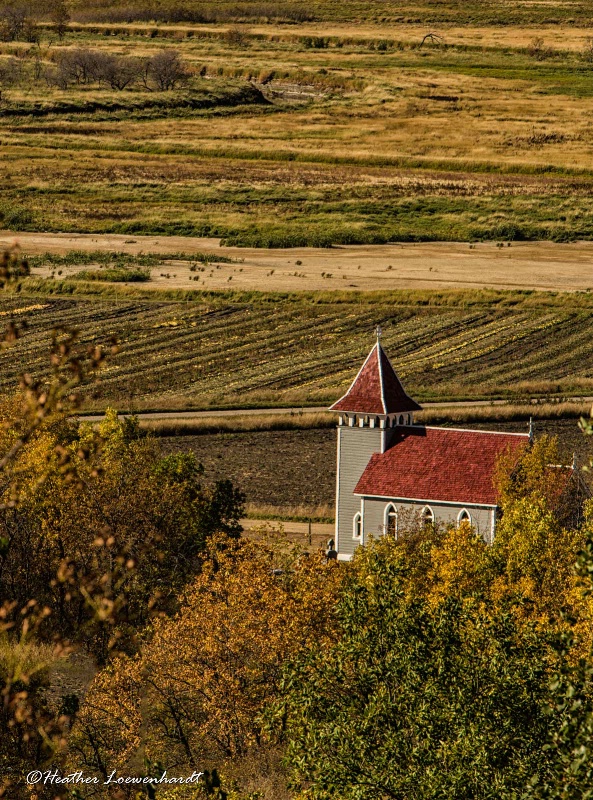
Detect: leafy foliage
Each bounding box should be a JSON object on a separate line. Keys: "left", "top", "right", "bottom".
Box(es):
{"left": 274, "top": 537, "right": 558, "bottom": 800}
{"left": 69, "top": 534, "right": 342, "bottom": 786}
{"left": 0, "top": 407, "right": 245, "bottom": 662}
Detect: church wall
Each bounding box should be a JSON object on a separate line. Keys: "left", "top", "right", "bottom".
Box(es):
{"left": 361, "top": 498, "right": 496, "bottom": 545}
{"left": 335, "top": 425, "right": 386, "bottom": 559}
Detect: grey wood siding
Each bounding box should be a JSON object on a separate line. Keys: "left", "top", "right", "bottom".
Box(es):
{"left": 335, "top": 426, "right": 385, "bottom": 558}
{"left": 362, "top": 498, "right": 496, "bottom": 545}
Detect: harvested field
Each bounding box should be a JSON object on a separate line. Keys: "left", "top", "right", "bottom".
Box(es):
{"left": 163, "top": 428, "right": 337, "bottom": 510}
{"left": 3, "top": 289, "right": 593, "bottom": 409}
{"left": 7, "top": 233, "right": 593, "bottom": 292}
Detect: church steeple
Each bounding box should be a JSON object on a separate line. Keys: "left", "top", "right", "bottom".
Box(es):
{"left": 329, "top": 340, "right": 421, "bottom": 423}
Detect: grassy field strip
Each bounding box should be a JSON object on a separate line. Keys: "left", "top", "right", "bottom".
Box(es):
{"left": 38, "top": 20, "right": 593, "bottom": 52}
{"left": 77, "top": 401, "right": 593, "bottom": 438}
{"left": 10, "top": 136, "right": 593, "bottom": 179}
{"left": 241, "top": 517, "right": 335, "bottom": 545}
{"left": 4, "top": 16, "right": 593, "bottom": 246}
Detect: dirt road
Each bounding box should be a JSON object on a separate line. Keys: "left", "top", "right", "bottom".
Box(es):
{"left": 4, "top": 231, "right": 593, "bottom": 293}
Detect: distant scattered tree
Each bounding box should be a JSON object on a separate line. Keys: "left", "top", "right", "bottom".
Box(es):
{"left": 144, "top": 49, "right": 189, "bottom": 91}
{"left": 582, "top": 37, "right": 593, "bottom": 64}
{"left": 50, "top": 0, "right": 69, "bottom": 40}
{"left": 21, "top": 14, "right": 38, "bottom": 42}
{"left": 527, "top": 36, "right": 555, "bottom": 60}
{"left": 54, "top": 47, "right": 101, "bottom": 86}
{"left": 95, "top": 53, "right": 142, "bottom": 90}
{"left": 224, "top": 27, "right": 247, "bottom": 47}
{"left": 0, "top": 56, "right": 22, "bottom": 87}
{"left": 419, "top": 31, "right": 443, "bottom": 47}
{"left": 0, "top": 4, "right": 27, "bottom": 41}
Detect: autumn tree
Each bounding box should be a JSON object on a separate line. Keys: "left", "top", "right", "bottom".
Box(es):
{"left": 274, "top": 536, "right": 558, "bottom": 800}
{"left": 0, "top": 408, "right": 245, "bottom": 662}
{"left": 144, "top": 49, "right": 189, "bottom": 91}
{"left": 69, "top": 533, "right": 343, "bottom": 794}
{"left": 49, "top": 0, "right": 69, "bottom": 39}
{"left": 492, "top": 435, "right": 587, "bottom": 620}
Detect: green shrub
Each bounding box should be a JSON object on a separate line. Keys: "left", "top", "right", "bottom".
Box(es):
{"left": 72, "top": 267, "right": 150, "bottom": 282}
{"left": 1, "top": 206, "right": 34, "bottom": 228}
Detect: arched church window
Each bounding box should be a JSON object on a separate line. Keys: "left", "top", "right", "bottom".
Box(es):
{"left": 457, "top": 509, "right": 472, "bottom": 527}
{"left": 353, "top": 512, "right": 362, "bottom": 540}
{"left": 422, "top": 506, "right": 434, "bottom": 527}
{"left": 385, "top": 504, "right": 398, "bottom": 537}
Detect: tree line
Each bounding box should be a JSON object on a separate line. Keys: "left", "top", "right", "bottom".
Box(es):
{"left": 0, "top": 47, "right": 190, "bottom": 93}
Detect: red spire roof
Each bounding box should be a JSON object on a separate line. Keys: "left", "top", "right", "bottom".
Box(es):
{"left": 354, "top": 426, "right": 529, "bottom": 506}
{"left": 329, "top": 343, "right": 421, "bottom": 415}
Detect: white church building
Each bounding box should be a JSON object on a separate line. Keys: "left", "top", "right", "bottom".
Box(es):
{"left": 329, "top": 335, "right": 532, "bottom": 561}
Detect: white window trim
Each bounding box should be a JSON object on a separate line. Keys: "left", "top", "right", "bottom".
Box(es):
{"left": 422, "top": 505, "right": 434, "bottom": 525}
{"left": 353, "top": 512, "right": 362, "bottom": 540}
{"left": 457, "top": 508, "right": 472, "bottom": 527}
{"left": 384, "top": 503, "right": 398, "bottom": 537}
{"left": 354, "top": 492, "right": 496, "bottom": 511}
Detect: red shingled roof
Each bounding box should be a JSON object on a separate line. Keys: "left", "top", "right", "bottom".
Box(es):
{"left": 329, "top": 343, "right": 421, "bottom": 415}
{"left": 355, "top": 426, "right": 529, "bottom": 506}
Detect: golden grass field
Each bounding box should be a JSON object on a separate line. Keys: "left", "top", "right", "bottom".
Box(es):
{"left": 4, "top": 5, "right": 593, "bottom": 248}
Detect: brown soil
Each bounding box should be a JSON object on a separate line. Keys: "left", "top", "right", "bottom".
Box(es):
{"left": 163, "top": 428, "right": 337, "bottom": 508}
{"left": 5, "top": 231, "right": 593, "bottom": 292}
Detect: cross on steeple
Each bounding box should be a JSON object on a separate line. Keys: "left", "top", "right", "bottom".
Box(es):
{"left": 376, "top": 324, "right": 382, "bottom": 343}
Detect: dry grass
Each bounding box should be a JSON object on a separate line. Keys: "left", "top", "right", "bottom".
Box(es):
{"left": 417, "top": 401, "right": 593, "bottom": 425}
{"left": 0, "top": 635, "right": 62, "bottom": 684}
{"left": 4, "top": 15, "right": 593, "bottom": 247}
{"left": 139, "top": 412, "right": 334, "bottom": 436}
{"left": 138, "top": 403, "right": 593, "bottom": 439}
{"left": 245, "top": 502, "right": 334, "bottom": 522}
